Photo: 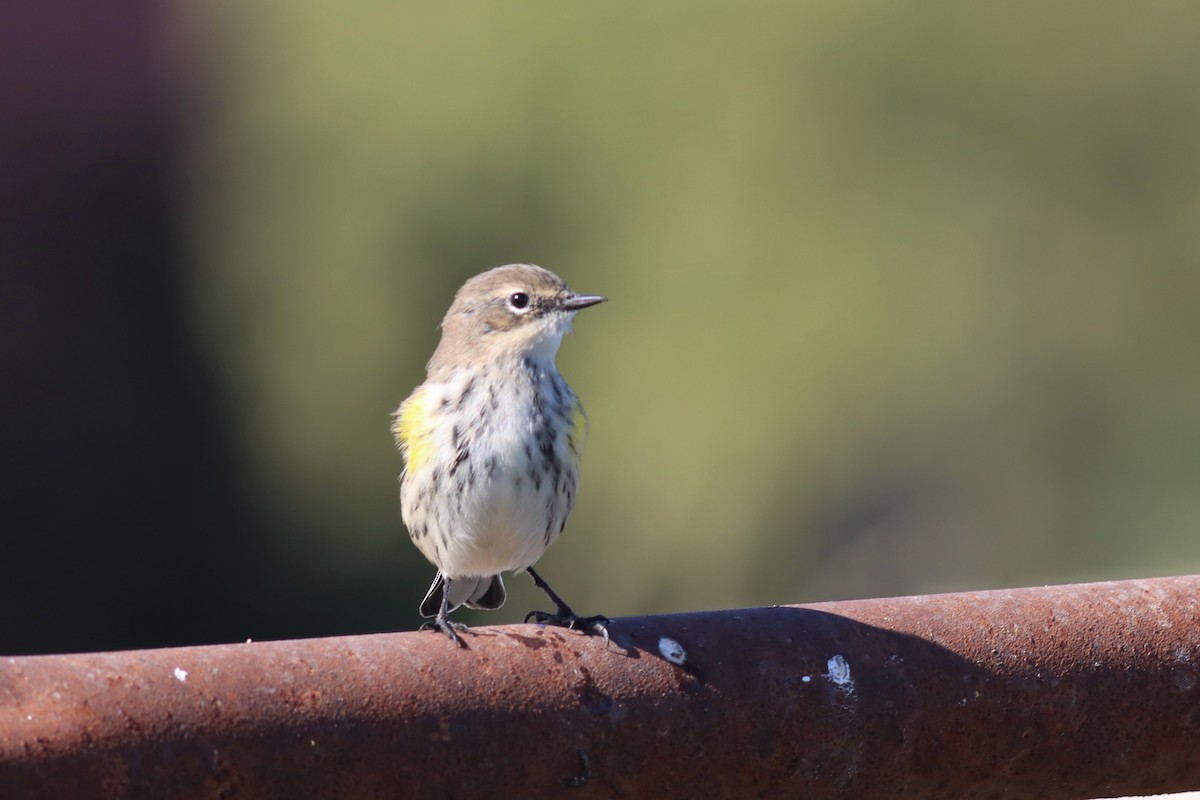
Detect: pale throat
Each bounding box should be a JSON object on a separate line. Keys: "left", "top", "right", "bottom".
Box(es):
{"left": 514, "top": 314, "right": 574, "bottom": 366}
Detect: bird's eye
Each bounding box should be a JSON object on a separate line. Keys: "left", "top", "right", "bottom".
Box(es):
{"left": 508, "top": 292, "right": 530, "bottom": 311}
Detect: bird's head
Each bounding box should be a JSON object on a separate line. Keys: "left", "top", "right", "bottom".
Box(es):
{"left": 428, "top": 264, "right": 605, "bottom": 377}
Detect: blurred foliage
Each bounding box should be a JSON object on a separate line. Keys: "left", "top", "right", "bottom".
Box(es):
{"left": 181, "top": 1, "right": 1200, "bottom": 631}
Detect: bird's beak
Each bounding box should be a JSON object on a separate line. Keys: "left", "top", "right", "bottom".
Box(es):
{"left": 561, "top": 293, "right": 607, "bottom": 311}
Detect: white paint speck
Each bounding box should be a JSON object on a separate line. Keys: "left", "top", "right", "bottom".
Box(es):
{"left": 801, "top": 675, "right": 812, "bottom": 683}
{"left": 658, "top": 636, "right": 687, "bottom": 665}
{"left": 825, "top": 654, "right": 854, "bottom": 692}
{"left": 173, "top": 667, "right": 188, "bottom": 683}
{"left": 26, "top": 715, "right": 32, "bottom": 721}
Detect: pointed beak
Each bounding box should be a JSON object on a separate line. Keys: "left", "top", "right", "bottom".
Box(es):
{"left": 561, "top": 293, "right": 607, "bottom": 311}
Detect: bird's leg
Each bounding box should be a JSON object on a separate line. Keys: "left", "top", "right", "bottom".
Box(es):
{"left": 524, "top": 567, "right": 609, "bottom": 638}
{"left": 420, "top": 579, "right": 469, "bottom": 647}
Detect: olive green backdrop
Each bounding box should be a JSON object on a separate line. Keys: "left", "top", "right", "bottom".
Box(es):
{"left": 4, "top": 2, "right": 1197, "bottom": 652}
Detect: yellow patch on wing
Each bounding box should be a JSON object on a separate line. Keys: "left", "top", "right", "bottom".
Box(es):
{"left": 392, "top": 386, "right": 437, "bottom": 473}
{"left": 568, "top": 398, "right": 589, "bottom": 458}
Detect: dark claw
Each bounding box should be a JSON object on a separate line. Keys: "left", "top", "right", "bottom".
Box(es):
{"left": 421, "top": 618, "right": 469, "bottom": 648}
{"left": 524, "top": 609, "right": 610, "bottom": 640}
{"left": 421, "top": 574, "right": 470, "bottom": 647}
{"left": 523, "top": 566, "right": 609, "bottom": 640}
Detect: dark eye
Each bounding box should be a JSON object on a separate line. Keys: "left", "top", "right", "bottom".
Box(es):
{"left": 508, "top": 292, "right": 530, "bottom": 310}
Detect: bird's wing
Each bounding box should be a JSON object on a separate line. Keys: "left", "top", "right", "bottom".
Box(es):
{"left": 567, "top": 396, "right": 589, "bottom": 461}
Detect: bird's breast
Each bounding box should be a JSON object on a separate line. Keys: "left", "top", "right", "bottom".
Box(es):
{"left": 401, "top": 363, "right": 582, "bottom": 576}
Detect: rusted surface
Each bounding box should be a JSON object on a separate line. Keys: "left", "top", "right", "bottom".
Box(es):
{"left": 2, "top": 576, "right": 1198, "bottom": 799}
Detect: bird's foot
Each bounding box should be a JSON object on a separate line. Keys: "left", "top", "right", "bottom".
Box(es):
{"left": 420, "top": 617, "right": 469, "bottom": 648}
{"left": 525, "top": 607, "right": 610, "bottom": 640}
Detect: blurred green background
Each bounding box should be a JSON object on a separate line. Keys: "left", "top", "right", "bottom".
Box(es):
{"left": 4, "top": 2, "right": 1199, "bottom": 654}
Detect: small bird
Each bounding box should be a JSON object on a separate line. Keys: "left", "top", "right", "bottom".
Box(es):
{"left": 392, "top": 264, "right": 608, "bottom": 646}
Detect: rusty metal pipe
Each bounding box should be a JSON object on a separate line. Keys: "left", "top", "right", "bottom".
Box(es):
{"left": 2, "top": 575, "right": 1199, "bottom": 799}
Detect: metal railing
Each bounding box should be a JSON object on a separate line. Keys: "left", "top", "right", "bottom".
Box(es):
{"left": 3, "top": 575, "right": 1198, "bottom": 799}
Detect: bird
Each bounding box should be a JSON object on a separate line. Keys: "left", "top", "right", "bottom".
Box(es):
{"left": 392, "top": 264, "right": 608, "bottom": 646}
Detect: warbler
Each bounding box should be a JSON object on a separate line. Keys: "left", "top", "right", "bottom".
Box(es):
{"left": 392, "top": 264, "right": 608, "bottom": 646}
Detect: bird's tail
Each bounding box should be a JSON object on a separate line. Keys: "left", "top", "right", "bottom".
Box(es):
{"left": 419, "top": 572, "right": 507, "bottom": 617}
